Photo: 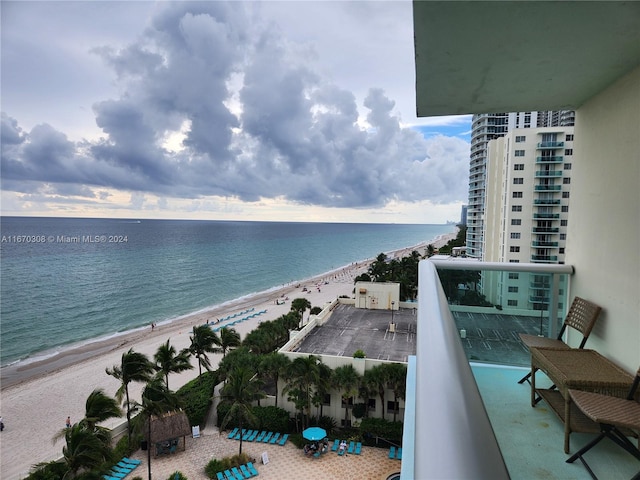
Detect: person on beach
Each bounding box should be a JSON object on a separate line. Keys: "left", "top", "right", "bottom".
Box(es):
{"left": 66, "top": 416, "right": 71, "bottom": 428}
{"left": 0, "top": 416, "right": 4, "bottom": 431}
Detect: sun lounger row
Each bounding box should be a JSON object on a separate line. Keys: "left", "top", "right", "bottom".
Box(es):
{"left": 215, "top": 461, "right": 259, "bottom": 480}
{"left": 227, "top": 428, "right": 288, "bottom": 445}
{"left": 102, "top": 457, "right": 140, "bottom": 480}
{"left": 211, "top": 310, "right": 268, "bottom": 331}
{"left": 388, "top": 446, "right": 402, "bottom": 459}
{"left": 331, "top": 439, "right": 362, "bottom": 456}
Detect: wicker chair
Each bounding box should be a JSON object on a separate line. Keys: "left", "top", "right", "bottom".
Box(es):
{"left": 518, "top": 296, "right": 602, "bottom": 385}
{"left": 566, "top": 367, "right": 640, "bottom": 480}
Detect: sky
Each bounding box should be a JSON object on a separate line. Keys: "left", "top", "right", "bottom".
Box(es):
{"left": 1, "top": 1, "right": 472, "bottom": 224}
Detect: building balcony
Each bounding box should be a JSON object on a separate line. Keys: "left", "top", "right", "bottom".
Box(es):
{"left": 536, "top": 170, "right": 563, "bottom": 177}
{"left": 536, "top": 156, "right": 564, "bottom": 163}
{"left": 535, "top": 185, "right": 562, "bottom": 191}
{"left": 531, "top": 254, "right": 559, "bottom": 262}
{"left": 407, "top": 260, "right": 638, "bottom": 480}
{"left": 532, "top": 227, "right": 560, "bottom": 233}
{"left": 537, "top": 141, "right": 565, "bottom": 148}
{"left": 533, "top": 213, "right": 560, "bottom": 219}
{"left": 532, "top": 241, "right": 560, "bottom": 247}
{"left": 534, "top": 199, "right": 561, "bottom": 205}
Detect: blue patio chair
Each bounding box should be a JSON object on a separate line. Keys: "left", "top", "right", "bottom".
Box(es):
{"left": 240, "top": 464, "right": 253, "bottom": 478}
{"left": 247, "top": 462, "right": 259, "bottom": 476}
{"left": 216, "top": 472, "right": 225, "bottom": 480}
{"left": 108, "top": 471, "right": 126, "bottom": 479}
{"left": 231, "top": 467, "right": 244, "bottom": 480}
{"left": 388, "top": 446, "right": 396, "bottom": 459}
{"left": 331, "top": 439, "right": 339, "bottom": 451}
{"left": 397, "top": 447, "right": 403, "bottom": 459}
{"left": 103, "top": 476, "right": 121, "bottom": 480}
{"left": 348, "top": 441, "right": 355, "bottom": 454}
{"left": 355, "top": 442, "right": 362, "bottom": 455}
{"left": 122, "top": 458, "right": 141, "bottom": 465}
{"left": 227, "top": 427, "right": 239, "bottom": 439}
{"left": 112, "top": 466, "right": 131, "bottom": 475}
{"left": 269, "top": 432, "right": 280, "bottom": 444}
{"left": 115, "top": 462, "right": 135, "bottom": 471}
{"left": 255, "top": 430, "right": 266, "bottom": 442}
{"left": 278, "top": 433, "right": 289, "bottom": 445}
{"left": 224, "top": 470, "right": 234, "bottom": 480}
{"left": 262, "top": 431, "right": 273, "bottom": 443}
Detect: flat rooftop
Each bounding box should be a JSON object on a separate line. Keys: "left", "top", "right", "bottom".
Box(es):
{"left": 292, "top": 303, "right": 417, "bottom": 362}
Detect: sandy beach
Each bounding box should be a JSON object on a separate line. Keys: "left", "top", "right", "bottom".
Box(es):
{"left": 0, "top": 233, "right": 455, "bottom": 480}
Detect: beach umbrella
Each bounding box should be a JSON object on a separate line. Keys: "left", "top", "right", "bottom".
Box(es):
{"left": 302, "top": 426, "right": 327, "bottom": 441}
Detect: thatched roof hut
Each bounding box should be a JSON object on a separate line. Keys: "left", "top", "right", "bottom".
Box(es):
{"left": 144, "top": 410, "right": 191, "bottom": 455}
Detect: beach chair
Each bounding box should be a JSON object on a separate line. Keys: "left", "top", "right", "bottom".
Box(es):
{"left": 234, "top": 428, "right": 246, "bottom": 440}
{"left": 313, "top": 450, "right": 321, "bottom": 458}
{"left": 227, "top": 427, "right": 239, "bottom": 439}
{"left": 112, "top": 466, "right": 132, "bottom": 475}
{"left": 269, "top": 432, "right": 280, "bottom": 444}
{"left": 397, "top": 447, "right": 403, "bottom": 460}
{"left": 108, "top": 471, "right": 126, "bottom": 479}
{"left": 255, "top": 430, "right": 266, "bottom": 442}
{"left": 122, "top": 458, "right": 141, "bottom": 466}
{"left": 348, "top": 441, "right": 355, "bottom": 454}
{"left": 240, "top": 464, "right": 253, "bottom": 478}
{"left": 103, "top": 476, "right": 121, "bottom": 480}
{"left": 278, "top": 433, "right": 289, "bottom": 445}
{"left": 242, "top": 429, "right": 254, "bottom": 441}
{"left": 231, "top": 467, "right": 244, "bottom": 480}
{"left": 355, "top": 442, "right": 362, "bottom": 455}
{"left": 116, "top": 462, "right": 136, "bottom": 471}
{"left": 389, "top": 446, "right": 396, "bottom": 459}
{"left": 224, "top": 470, "right": 234, "bottom": 480}
{"left": 331, "top": 439, "right": 339, "bottom": 451}
{"left": 262, "top": 431, "right": 273, "bottom": 443}
{"left": 216, "top": 472, "right": 225, "bottom": 480}
{"left": 247, "top": 462, "right": 259, "bottom": 476}
{"left": 247, "top": 430, "right": 259, "bottom": 442}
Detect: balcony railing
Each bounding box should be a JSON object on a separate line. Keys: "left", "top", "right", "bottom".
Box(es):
{"left": 537, "top": 141, "right": 564, "bottom": 148}
{"left": 409, "top": 259, "right": 574, "bottom": 479}
{"left": 533, "top": 213, "right": 560, "bottom": 219}
{"left": 536, "top": 156, "right": 563, "bottom": 163}
{"left": 532, "top": 227, "right": 560, "bottom": 233}
{"left": 535, "top": 171, "right": 563, "bottom": 177}
{"left": 534, "top": 199, "right": 561, "bottom": 205}
{"left": 535, "top": 185, "right": 562, "bottom": 191}
{"left": 532, "top": 241, "right": 559, "bottom": 247}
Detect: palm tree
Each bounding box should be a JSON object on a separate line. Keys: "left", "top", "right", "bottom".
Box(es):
{"left": 218, "top": 327, "right": 241, "bottom": 357}
{"left": 332, "top": 364, "right": 361, "bottom": 427}
{"left": 153, "top": 339, "right": 193, "bottom": 389}
{"left": 81, "top": 388, "right": 122, "bottom": 430}
{"left": 105, "top": 348, "right": 155, "bottom": 448}
{"left": 386, "top": 362, "right": 408, "bottom": 422}
{"left": 312, "top": 362, "right": 333, "bottom": 418}
{"left": 260, "top": 352, "right": 291, "bottom": 408}
{"left": 61, "top": 424, "right": 112, "bottom": 479}
{"left": 188, "top": 325, "right": 221, "bottom": 381}
{"left": 363, "top": 364, "right": 389, "bottom": 420}
{"left": 290, "top": 297, "right": 311, "bottom": 328}
{"left": 283, "top": 355, "right": 321, "bottom": 430}
{"left": 134, "top": 377, "right": 182, "bottom": 480}
{"left": 220, "top": 366, "right": 265, "bottom": 455}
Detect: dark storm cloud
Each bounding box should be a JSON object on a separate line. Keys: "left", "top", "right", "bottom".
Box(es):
{"left": 2, "top": 2, "right": 469, "bottom": 208}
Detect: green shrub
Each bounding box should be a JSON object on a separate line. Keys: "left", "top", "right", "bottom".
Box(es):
{"left": 205, "top": 454, "right": 250, "bottom": 478}
{"left": 353, "top": 349, "right": 366, "bottom": 358}
{"left": 24, "top": 461, "right": 67, "bottom": 480}
{"left": 177, "top": 370, "right": 219, "bottom": 427}
{"left": 360, "top": 417, "right": 403, "bottom": 444}
{"left": 288, "top": 433, "right": 306, "bottom": 449}
{"left": 168, "top": 471, "right": 187, "bottom": 480}
{"left": 251, "top": 405, "right": 289, "bottom": 432}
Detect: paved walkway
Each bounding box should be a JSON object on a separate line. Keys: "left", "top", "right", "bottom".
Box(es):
{"left": 128, "top": 427, "right": 401, "bottom": 480}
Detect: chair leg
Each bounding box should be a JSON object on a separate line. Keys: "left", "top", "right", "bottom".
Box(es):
{"left": 518, "top": 371, "right": 531, "bottom": 384}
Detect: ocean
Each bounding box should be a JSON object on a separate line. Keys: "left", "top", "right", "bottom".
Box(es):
{"left": 0, "top": 217, "right": 455, "bottom": 368}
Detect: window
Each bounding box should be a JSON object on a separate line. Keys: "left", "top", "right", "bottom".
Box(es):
{"left": 514, "top": 164, "right": 525, "bottom": 170}
{"left": 561, "top": 220, "right": 568, "bottom": 226}
{"left": 510, "top": 246, "right": 520, "bottom": 252}
{"left": 341, "top": 397, "right": 354, "bottom": 408}
{"left": 507, "top": 299, "right": 518, "bottom": 306}
{"left": 513, "top": 192, "right": 523, "bottom": 198}
{"left": 514, "top": 150, "right": 525, "bottom": 157}
{"left": 513, "top": 178, "right": 524, "bottom": 184}
{"left": 368, "top": 398, "right": 376, "bottom": 411}
{"left": 515, "top": 135, "right": 526, "bottom": 143}
{"left": 565, "top": 149, "right": 573, "bottom": 155}
{"left": 512, "top": 206, "right": 522, "bottom": 212}
{"left": 563, "top": 178, "right": 571, "bottom": 184}
{"left": 560, "top": 234, "right": 566, "bottom": 240}
{"left": 511, "top": 219, "right": 522, "bottom": 225}
{"left": 508, "top": 286, "right": 519, "bottom": 292}
{"left": 323, "top": 393, "right": 331, "bottom": 406}
{"left": 509, "top": 259, "right": 520, "bottom": 263}
{"left": 387, "top": 400, "right": 399, "bottom": 414}
{"left": 562, "top": 192, "right": 570, "bottom": 198}
{"left": 508, "top": 272, "right": 519, "bottom": 279}
{"left": 510, "top": 232, "right": 521, "bottom": 239}
{"left": 559, "top": 248, "right": 565, "bottom": 254}
{"left": 566, "top": 134, "right": 574, "bottom": 141}
{"left": 564, "top": 163, "right": 572, "bottom": 170}
{"left": 561, "top": 206, "right": 569, "bottom": 212}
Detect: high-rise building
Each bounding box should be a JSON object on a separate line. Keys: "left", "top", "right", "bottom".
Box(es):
{"left": 483, "top": 126, "right": 574, "bottom": 311}
{"left": 467, "top": 111, "right": 574, "bottom": 259}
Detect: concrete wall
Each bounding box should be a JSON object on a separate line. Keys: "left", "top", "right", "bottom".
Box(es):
{"left": 566, "top": 65, "right": 640, "bottom": 372}
{"left": 354, "top": 282, "right": 400, "bottom": 310}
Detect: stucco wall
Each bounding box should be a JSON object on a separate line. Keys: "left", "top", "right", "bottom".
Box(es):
{"left": 567, "top": 65, "right": 640, "bottom": 372}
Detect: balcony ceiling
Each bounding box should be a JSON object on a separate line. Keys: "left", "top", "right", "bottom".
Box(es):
{"left": 413, "top": 1, "right": 640, "bottom": 116}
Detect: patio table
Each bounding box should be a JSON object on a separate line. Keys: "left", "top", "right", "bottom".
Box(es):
{"left": 530, "top": 347, "right": 634, "bottom": 453}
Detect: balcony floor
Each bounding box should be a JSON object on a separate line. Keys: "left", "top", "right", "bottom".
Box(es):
{"left": 472, "top": 364, "right": 639, "bottom": 480}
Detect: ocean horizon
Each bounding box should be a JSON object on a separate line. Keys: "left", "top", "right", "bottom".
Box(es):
{"left": 0, "top": 216, "right": 455, "bottom": 368}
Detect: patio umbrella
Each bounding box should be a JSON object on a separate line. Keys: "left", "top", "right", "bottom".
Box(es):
{"left": 302, "top": 427, "right": 327, "bottom": 441}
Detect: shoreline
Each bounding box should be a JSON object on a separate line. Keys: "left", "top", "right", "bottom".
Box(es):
{"left": 0, "top": 231, "right": 456, "bottom": 480}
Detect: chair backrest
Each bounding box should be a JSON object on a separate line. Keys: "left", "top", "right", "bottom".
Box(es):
{"left": 628, "top": 367, "right": 640, "bottom": 401}
{"left": 558, "top": 297, "right": 602, "bottom": 348}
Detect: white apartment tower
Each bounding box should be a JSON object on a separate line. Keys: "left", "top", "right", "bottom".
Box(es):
{"left": 483, "top": 126, "right": 574, "bottom": 311}
{"left": 467, "top": 111, "right": 574, "bottom": 259}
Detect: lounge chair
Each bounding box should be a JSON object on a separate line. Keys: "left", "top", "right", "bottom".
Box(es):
{"left": 121, "top": 458, "right": 141, "bottom": 465}
{"left": 278, "top": 433, "right": 289, "bottom": 445}
{"left": 565, "top": 366, "right": 640, "bottom": 479}
{"left": 348, "top": 441, "right": 355, "bottom": 454}
{"left": 234, "top": 429, "right": 245, "bottom": 440}
{"left": 224, "top": 470, "right": 235, "bottom": 480}
{"left": 240, "top": 464, "right": 253, "bottom": 478}
{"left": 255, "top": 430, "right": 266, "bottom": 442}
{"left": 115, "top": 462, "right": 135, "bottom": 471}
{"left": 262, "top": 431, "right": 273, "bottom": 443}
{"left": 247, "top": 462, "right": 259, "bottom": 476}
{"left": 355, "top": 442, "right": 362, "bottom": 455}
{"left": 227, "top": 427, "right": 239, "bottom": 439}
{"left": 231, "top": 467, "right": 244, "bottom": 480}
{"left": 108, "top": 471, "right": 126, "bottom": 479}
{"left": 331, "top": 439, "right": 339, "bottom": 451}
{"left": 242, "top": 429, "right": 254, "bottom": 441}
{"left": 518, "top": 296, "right": 602, "bottom": 385}
{"left": 397, "top": 447, "right": 403, "bottom": 459}
{"left": 269, "top": 432, "right": 280, "bottom": 444}
{"left": 216, "top": 472, "right": 224, "bottom": 480}
{"left": 389, "top": 446, "right": 396, "bottom": 459}
{"left": 103, "top": 476, "right": 121, "bottom": 480}
{"left": 112, "top": 466, "right": 132, "bottom": 474}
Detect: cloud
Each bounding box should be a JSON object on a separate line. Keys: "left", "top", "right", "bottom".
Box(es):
{"left": 1, "top": 2, "right": 470, "bottom": 215}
